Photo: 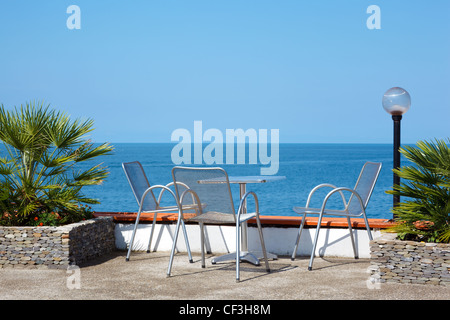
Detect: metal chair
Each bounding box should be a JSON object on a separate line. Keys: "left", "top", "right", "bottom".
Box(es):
{"left": 166, "top": 166, "right": 270, "bottom": 282}
{"left": 291, "top": 161, "right": 382, "bottom": 270}
{"left": 122, "top": 161, "right": 193, "bottom": 262}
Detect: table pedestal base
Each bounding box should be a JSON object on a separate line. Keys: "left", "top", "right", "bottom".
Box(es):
{"left": 211, "top": 251, "right": 277, "bottom": 266}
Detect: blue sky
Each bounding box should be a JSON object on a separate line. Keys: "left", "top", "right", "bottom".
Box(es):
{"left": 0, "top": 0, "right": 449, "bottom": 144}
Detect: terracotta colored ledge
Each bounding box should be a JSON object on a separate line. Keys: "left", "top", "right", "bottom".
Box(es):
{"left": 93, "top": 212, "right": 394, "bottom": 230}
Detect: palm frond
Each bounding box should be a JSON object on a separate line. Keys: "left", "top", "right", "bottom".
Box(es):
{"left": 0, "top": 101, "right": 113, "bottom": 225}
{"left": 71, "top": 164, "right": 110, "bottom": 186}
{"left": 72, "top": 141, "right": 114, "bottom": 162}
{"left": 387, "top": 138, "right": 450, "bottom": 243}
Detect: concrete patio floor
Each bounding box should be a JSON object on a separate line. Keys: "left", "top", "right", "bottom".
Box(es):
{"left": 0, "top": 250, "right": 448, "bottom": 301}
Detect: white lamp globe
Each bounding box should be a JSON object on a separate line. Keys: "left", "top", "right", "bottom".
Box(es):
{"left": 382, "top": 87, "right": 411, "bottom": 116}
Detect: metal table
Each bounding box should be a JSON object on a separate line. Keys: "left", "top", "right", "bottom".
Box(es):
{"left": 199, "top": 175, "right": 286, "bottom": 266}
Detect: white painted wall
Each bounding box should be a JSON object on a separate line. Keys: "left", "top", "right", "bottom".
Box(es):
{"left": 115, "top": 223, "right": 380, "bottom": 258}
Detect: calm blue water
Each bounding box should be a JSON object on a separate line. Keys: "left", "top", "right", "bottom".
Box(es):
{"left": 85, "top": 143, "right": 397, "bottom": 219}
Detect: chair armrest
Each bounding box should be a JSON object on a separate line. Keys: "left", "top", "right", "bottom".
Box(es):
{"left": 179, "top": 188, "right": 204, "bottom": 219}
{"left": 320, "top": 187, "right": 365, "bottom": 217}
{"left": 156, "top": 181, "right": 190, "bottom": 204}
{"left": 237, "top": 191, "right": 260, "bottom": 222}
{"left": 138, "top": 185, "right": 181, "bottom": 214}
{"left": 306, "top": 184, "right": 347, "bottom": 208}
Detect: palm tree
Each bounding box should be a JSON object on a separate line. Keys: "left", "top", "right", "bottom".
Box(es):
{"left": 387, "top": 138, "right": 450, "bottom": 243}
{"left": 0, "top": 101, "right": 113, "bottom": 226}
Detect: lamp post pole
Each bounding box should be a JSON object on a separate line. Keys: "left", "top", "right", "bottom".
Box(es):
{"left": 392, "top": 114, "right": 402, "bottom": 207}
{"left": 382, "top": 87, "right": 411, "bottom": 213}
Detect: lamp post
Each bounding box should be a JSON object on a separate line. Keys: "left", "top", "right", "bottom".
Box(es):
{"left": 382, "top": 87, "right": 411, "bottom": 208}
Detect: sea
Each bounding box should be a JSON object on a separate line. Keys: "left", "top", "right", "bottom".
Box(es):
{"left": 84, "top": 143, "right": 399, "bottom": 220}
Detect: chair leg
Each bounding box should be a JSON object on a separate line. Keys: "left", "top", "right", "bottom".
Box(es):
{"left": 362, "top": 212, "right": 373, "bottom": 241}
{"left": 346, "top": 216, "right": 358, "bottom": 259}
{"left": 200, "top": 223, "right": 205, "bottom": 268}
{"left": 146, "top": 213, "right": 158, "bottom": 253}
{"left": 167, "top": 218, "right": 182, "bottom": 277}
{"left": 308, "top": 213, "right": 323, "bottom": 271}
{"left": 291, "top": 213, "right": 307, "bottom": 261}
{"left": 126, "top": 210, "right": 142, "bottom": 261}
{"left": 181, "top": 220, "right": 193, "bottom": 263}
{"left": 255, "top": 214, "right": 270, "bottom": 272}
{"left": 236, "top": 221, "right": 240, "bottom": 282}
{"left": 203, "top": 226, "right": 212, "bottom": 254}
{"left": 218, "top": 226, "right": 230, "bottom": 253}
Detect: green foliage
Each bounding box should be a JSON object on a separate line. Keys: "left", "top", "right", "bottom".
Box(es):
{"left": 29, "top": 205, "right": 94, "bottom": 227}
{"left": 0, "top": 101, "right": 113, "bottom": 226}
{"left": 387, "top": 139, "right": 450, "bottom": 243}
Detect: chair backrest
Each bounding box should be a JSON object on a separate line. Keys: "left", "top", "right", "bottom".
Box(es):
{"left": 172, "top": 167, "right": 236, "bottom": 220}
{"left": 347, "top": 162, "right": 382, "bottom": 215}
{"left": 122, "top": 161, "right": 158, "bottom": 211}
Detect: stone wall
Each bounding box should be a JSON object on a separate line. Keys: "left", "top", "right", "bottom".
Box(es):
{"left": 0, "top": 217, "right": 115, "bottom": 269}
{"left": 370, "top": 232, "right": 450, "bottom": 286}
